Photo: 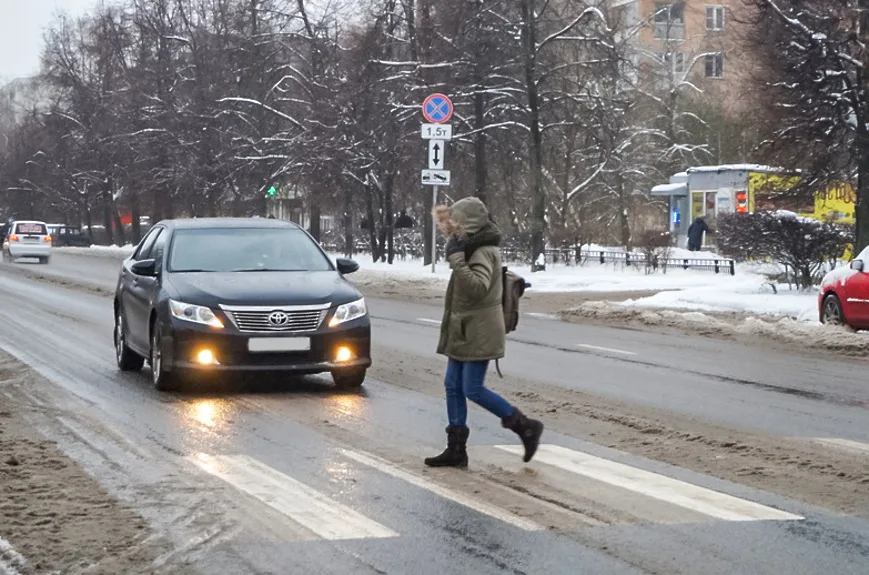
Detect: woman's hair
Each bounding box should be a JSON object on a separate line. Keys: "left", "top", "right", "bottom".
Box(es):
{"left": 433, "top": 204, "right": 463, "bottom": 237}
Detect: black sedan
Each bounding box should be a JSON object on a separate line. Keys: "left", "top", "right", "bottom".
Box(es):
{"left": 112, "top": 218, "right": 371, "bottom": 391}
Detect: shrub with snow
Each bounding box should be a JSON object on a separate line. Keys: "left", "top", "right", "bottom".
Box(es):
{"left": 717, "top": 212, "right": 852, "bottom": 289}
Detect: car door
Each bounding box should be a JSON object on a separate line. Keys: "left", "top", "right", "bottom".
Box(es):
{"left": 844, "top": 266, "right": 869, "bottom": 327}
{"left": 123, "top": 228, "right": 164, "bottom": 351}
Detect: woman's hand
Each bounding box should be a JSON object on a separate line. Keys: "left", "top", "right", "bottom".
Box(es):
{"left": 445, "top": 235, "right": 466, "bottom": 258}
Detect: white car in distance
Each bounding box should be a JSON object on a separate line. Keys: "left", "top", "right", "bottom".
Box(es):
{"left": 3, "top": 220, "right": 52, "bottom": 264}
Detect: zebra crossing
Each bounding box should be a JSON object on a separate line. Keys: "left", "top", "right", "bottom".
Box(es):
{"left": 188, "top": 442, "right": 804, "bottom": 542}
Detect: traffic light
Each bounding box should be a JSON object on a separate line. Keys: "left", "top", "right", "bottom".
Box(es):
{"left": 266, "top": 186, "right": 277, "bottom": 197}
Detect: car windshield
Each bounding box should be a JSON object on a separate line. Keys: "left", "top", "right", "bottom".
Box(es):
{"left": 168, "top": 227, "right": 333, "bottom": 273}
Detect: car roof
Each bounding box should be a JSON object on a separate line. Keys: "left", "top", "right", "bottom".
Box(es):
{"left": 13, "top": 220, "right": 48, "bottom": 226}
{"left": 156, "top": 217, "right": 301, "bottom": 231}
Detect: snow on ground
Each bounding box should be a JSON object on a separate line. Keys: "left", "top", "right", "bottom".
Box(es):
{"left": 63, "top": 244, "right": 823, "bottom": 322}
{"left": 338, "top": 252, "right": 827, "bottom": 322}
{"left": 332, "top": 252, "right": 746, "bottom": 293}
{"left": 62, "top": 244, "right": 135, "bottom": 258}
{"left": 620, "top": 279, "right": 819, "bottom": 322}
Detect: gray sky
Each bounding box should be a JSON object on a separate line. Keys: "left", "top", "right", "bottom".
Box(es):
{"left": 0, "top": 0, "right": 96, "bottom": 82}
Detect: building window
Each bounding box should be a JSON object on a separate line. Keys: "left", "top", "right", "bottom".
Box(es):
{"left": 655, "top": 3, "right": 684, "bottom": 24}
{"left": 654, "top": 2, "right": 685, "bottom": 39}
{"left": 706, "top": 5, "right": 725, "bottom": 31}
{"left": 705, "top": 53, "right": 724, "bottom": 77}
{"left": 658, "top": 52, "right": 685, "bottom": 74}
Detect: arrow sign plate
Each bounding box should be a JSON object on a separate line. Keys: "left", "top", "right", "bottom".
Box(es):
{"left": 421, "top": 169, "right": 451, "bottom": 186}
{"left": 428, "top": 140, "right": 445, "bottom": 170}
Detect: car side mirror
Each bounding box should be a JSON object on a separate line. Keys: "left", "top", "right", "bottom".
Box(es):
{"left": 131, "top": 259, "right": 157, "bottom": 277}
{"left": 336, "top": 258, "right": 359, "bottom": 275}
{"left": 851, "top": 260, "right": 864, "bottom": 272}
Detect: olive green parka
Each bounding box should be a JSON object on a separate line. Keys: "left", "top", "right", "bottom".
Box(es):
{"left": 436, "top": 198, "right": 506, "bottom": 361}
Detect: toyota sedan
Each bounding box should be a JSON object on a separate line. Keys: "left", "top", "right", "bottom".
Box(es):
{"left": 113, "top": 218, "right": 371, "bottom": 391}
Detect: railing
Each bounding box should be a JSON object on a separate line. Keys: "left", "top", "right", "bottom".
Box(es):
{"left": 499, "top": 248, "right": 736, "bottom": 275}
{"left": 333, "top": 244, "right": 736, "bottom": 275}
{"left": 584, "top": 250, "right": 735, "bottom": 276}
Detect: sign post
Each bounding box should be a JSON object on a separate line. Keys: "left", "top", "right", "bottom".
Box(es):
{"left": 421, "top": 93, "right": 453, "bottom": 273}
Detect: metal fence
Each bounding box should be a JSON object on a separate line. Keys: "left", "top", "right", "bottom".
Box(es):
{"left": 336, "top": 244, "right": 736, "bottom": 275}
{"left": 499, "top": 248, "right": 736, "bottom": 275}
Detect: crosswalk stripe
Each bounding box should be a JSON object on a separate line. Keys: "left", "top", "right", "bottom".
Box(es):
{"left": 340, "top": 448, "right": 545, "bottom": 532}
{"left": 810, "top": 438, "right": 869, "bottom": 455}
{"left": 188, "top": 453, "right": 398, "bottom": 540}
{"left": 495, "top": 444, "right": 803, "bottom": 522}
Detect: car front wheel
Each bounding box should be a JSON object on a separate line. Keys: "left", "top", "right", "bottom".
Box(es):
{"left": 332, "top": 368, "right": 366, "bottom": 389}
{"left": 114, "top": 308, "right": 145, "bottom": 371}
{"left": 821, "top": 294, "right": 846, "bottom": 326}
{"left": 150, "top": 324, "right": 180, "bottom": 392}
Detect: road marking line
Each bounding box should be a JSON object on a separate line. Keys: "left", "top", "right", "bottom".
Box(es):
{"left": 577, "top": 344, "right": 636, "bottom": 355}
{"left": 495, "top": 444, "right": 803, "bottom": 522}
{"left": 341, "top": 449, "right": 545, "bottom": 532}
{"left": 188, "top": 454, "right": 398, "bottom": 540}
{"left": 810, "top": 438, "right": 869, "bottom": 455}
{"left": 417, "top": 318, "right": 442, "bottom": 325}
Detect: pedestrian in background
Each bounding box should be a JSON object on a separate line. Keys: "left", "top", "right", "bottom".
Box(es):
{"left": 687, "top": 216, "right": 709, "bottom": 252}
{"left": 425, "top": 197, "right": 544, "bottom": 468}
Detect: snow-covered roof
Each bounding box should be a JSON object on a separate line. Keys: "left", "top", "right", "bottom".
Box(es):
{"left": 651, "top": 182, "right": 688, "bottom": 196}
{"left": 686, "top": 164, "right": 782, "bottom": 174}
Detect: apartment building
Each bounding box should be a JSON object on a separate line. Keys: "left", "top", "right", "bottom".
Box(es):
{"left": 612, "top": 0, "right": 747, "bottom": 99}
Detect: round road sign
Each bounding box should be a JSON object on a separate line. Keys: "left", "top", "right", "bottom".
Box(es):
{"left": 422, "top": 93, "right": 453, "bottom": 124}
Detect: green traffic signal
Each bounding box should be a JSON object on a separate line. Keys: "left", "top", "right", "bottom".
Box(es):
{"left": 266, "top": 185, "right": 277, "bottom": 197}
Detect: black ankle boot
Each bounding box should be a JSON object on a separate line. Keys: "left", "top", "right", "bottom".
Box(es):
{"left": 502, "top": 408, "right": 544, "bottom": 463}
{"left": 424, "top": 425, "right": 469, "bottom": 468}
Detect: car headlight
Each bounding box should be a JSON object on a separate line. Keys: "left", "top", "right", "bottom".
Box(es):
{"left": 169, "top": 299, "right": 224, "bottom": 328}
{"left": 329, "top": 298, "right": 367, "bottom": 327}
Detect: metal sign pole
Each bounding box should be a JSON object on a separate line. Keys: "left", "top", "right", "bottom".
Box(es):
{"left": 420, "top": 93, "right": 453, "bottom": 274}
{"left": 431, "top": 185, "right": 437, "bottom": 273}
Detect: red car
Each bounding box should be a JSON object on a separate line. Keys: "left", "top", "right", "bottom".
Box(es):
{"left": 819, "top": 246, "right": 869, "bottom": 329}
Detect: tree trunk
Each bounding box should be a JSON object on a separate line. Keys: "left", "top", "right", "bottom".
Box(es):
{"left": 366, "top": 185, "right": 380, "bottom": 262}
{"left": 309, "top": 203, "right": 321, "bottom": 242}
{"left": 520, "top": 0, "right": 546, "bottom": 271}
{"left": 84, "top": 204, "right": 94, "bottom": 240}
{"left": 343, "top": 185, "right": 354, "bottom": 258}
{"left": 385, "top": 172, "right": 395, "bottom": 264}
{"left": 112, "top": 206, "right": 125, "bottom": 247}
{"left": 474, "top": 88, "right": 487, "bottom": 204}
{"left": 102, "top": 189, "right": 114, "bottom": 246}
{"left": 131, "top": 191, "right": 142, "bottom": 244}
{"left": 856, "top": 145, "right": 869, "bottom": 253}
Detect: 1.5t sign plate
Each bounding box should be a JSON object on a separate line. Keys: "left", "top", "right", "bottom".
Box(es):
{"left": 421, "top": 123, "right": 452, "bottom": 141}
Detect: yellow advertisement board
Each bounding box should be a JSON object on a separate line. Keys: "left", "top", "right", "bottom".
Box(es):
{"left": 747, "top": 172, "right": 855, "bottom": 258}
{"left": 747, "top": 172, "right": 855, "bottom": 223}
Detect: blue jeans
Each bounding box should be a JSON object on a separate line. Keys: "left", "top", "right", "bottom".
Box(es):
{"left": 444, "top": 359, "right": 514, "bottom": 426}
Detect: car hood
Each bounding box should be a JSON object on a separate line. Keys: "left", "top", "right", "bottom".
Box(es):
{"left": 164, "top": 271, "right": 361, "bottom": 307}
{"left": 820, "top": 266, "right": 859, "bottom": 291}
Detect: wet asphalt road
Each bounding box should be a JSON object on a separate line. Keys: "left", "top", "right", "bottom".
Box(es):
{"left": 0, "top": 251, "right": 868, "bottom": 574}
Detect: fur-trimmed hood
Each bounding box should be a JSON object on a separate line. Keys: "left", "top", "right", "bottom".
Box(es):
{"left": 433, "top": 197, "right": 491, "bottom": 237}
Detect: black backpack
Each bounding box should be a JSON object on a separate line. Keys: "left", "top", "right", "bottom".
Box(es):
{"left": 495, "top": 266, "right": 530, "bottom": 377}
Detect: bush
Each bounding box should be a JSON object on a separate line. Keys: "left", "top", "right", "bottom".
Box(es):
{"left": 637, "top": 230, "right": 673, "bottom": 274}
{"left": 717, "top": 211, "right": 852, "bottom": 289}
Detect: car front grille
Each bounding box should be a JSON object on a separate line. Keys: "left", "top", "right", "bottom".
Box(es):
{"left": 220, "top": 305, "right": 329, "bottom": 333}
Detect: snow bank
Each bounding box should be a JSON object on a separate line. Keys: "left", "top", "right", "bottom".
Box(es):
{"left": 336, "top": 251, "right": 831, "bottom": 324}
{"left": 331, "top": 252, "right": 750, "bottom": 294}
{"left": 621, "top": 279, "right": 818, "bottom": 322}
{"left": 57, "top": 244, "right": 135, "bottom": 259}
{"left": 560, "top": 302, "right": 867, "bottom": 356}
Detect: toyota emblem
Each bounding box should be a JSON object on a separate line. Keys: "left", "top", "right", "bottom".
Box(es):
{"left": 268, "top": 311, "right": 290, "bottom": 326}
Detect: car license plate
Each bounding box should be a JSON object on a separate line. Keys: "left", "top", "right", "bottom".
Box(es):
{"left": 23, "top": 237, "right": 39, "bottom": 243}
{"left": 248, "top": 337, "right": 310, "bottom": 353}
